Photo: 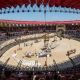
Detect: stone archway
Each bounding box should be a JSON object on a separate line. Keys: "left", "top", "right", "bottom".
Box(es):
{"left": 56, "top": 24, "right": 66, "bottom": 37}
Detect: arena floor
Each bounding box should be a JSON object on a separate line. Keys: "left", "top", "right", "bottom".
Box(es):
{"left": 0, "top": 34, "right": 80, "bottom": 68}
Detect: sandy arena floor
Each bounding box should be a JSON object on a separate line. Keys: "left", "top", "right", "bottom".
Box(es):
{"left": 0, "top": 35, "right": 80, "bottom": 67}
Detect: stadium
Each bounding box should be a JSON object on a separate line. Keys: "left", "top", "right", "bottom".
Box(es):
{"left": 0, "top": 0, "right": 80, "bottom": 80}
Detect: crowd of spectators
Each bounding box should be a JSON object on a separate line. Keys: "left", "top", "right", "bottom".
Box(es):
{"left": 0, "top": 24, "right": 80, "bottom": 41}
{"left": 0, "top": 66, "right": 80, "bottom": 80}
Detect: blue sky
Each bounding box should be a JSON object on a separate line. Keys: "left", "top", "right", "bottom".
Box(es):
{"left": 0, "top": 5, "right": 80, "bottom": 21}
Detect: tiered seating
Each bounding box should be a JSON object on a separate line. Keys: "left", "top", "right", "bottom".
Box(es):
{"left": 0, "top": 66, "right": 80, "bottom": 80}
{"left": 0, "top": 25, "right": 80, "bottom": 80}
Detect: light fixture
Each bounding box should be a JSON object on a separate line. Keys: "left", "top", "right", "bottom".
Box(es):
{"left": 27, "top": 10, "right": 30, "bottom": 12}
{"left": 12, "top": 10, "right": 14, "bottom": 13}
{"left": 17, "top": 10, "right": 20, "bottom": 12}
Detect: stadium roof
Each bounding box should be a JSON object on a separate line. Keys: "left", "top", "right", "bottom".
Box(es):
{"left": 0, "top": 0, "right": 80, "bottom": 9}
{"left": 0, "top": 20, "right": 80, "bottom": 25}
{"left": 0, "top": 0, "right": 80, "bottom": 24}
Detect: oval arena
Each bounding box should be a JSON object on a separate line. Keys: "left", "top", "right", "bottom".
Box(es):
{"left": 1, "top": 34, "right": 80, "bottom": 68}
{"left": 0, "top": 21, "right": 80, "bottom": 72}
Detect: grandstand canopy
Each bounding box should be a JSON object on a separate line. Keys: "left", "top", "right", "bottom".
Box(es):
{"left": 0, "top": 0, "right": 80, "bottom": 9}
{"left": 0, "top": 0, "right": 80, "bottom": 24}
